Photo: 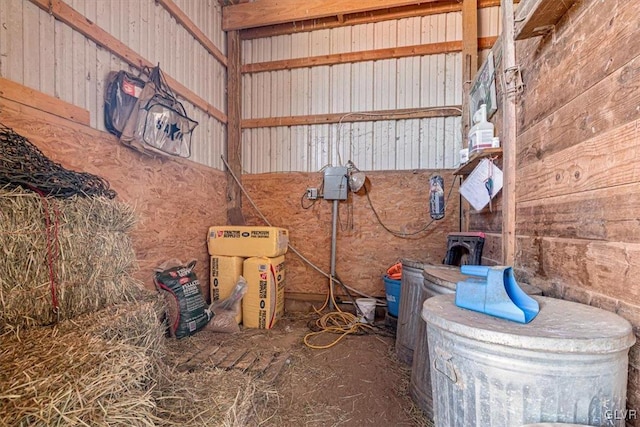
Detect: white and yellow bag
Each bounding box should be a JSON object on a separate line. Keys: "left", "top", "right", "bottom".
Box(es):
{"left": 242, "top": 256, "right": 285, "bottom": 329}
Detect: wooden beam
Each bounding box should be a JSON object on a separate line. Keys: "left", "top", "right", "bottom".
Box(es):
{"left": 461, "top": 0, "right": 478, "bottom": 140}
{"left": 243, "top": 40, "right": 460, "bottom": 73}
{"left": 226, "top": 31, "right": 244, "bottom": 225}
{"left": 0, "top": 77, "right": 90, "bottom": 126}
{"left": 501, "top": 0, "right": 516, "bottom": 265}
{"left": 223, "top": 0, "right": 441, "bottom": 31}
{"left": 242, "top": 107, "right": 462, "bottom": 129}
{"left": 156, "top": 0, "right": 227, "bottom": 66}
{"left": 27, "top": 0, "right": 227, "bottom": 124}
{"left": 241, "top": 0, "right": 505, "bottom": 40}
{"left": 461, "top": 0, "right": 478, "bottom": 232}
{"left": 515, "top": 0, "right": 577, "bottom": 40}
{"left": 242, "top": 37, "right": 496, "bottom": 74}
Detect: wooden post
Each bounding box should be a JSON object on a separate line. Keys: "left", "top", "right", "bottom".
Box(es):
{"left": 226, "top": 30, "right": 244, "bottom": 225}
{"left": 501, "top": 0, "right": 516, "bottom": 265}
{"left": 461, "top": 0, "right": 478, "bottom": 232}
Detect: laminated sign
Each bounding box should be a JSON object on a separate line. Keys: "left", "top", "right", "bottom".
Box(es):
{"left": 459, "top": 158, "right": 503, "bottom": 211}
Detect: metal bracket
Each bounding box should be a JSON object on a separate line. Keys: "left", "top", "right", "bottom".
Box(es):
{"left": 504, "top": 65, "right": 524, "bottom": 98}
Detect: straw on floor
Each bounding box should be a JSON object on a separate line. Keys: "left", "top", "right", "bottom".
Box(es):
{"left": 0, "top": 312, "right": 160, "bottom": 426}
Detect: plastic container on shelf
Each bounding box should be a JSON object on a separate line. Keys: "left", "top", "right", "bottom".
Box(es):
{"left": 468, "top": 104, "right": 494, "bottom": 154}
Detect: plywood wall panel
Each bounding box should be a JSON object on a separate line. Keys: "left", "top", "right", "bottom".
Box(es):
{"left": 241, "top": 171, "right": 459, "bottom": 297}
{"left": 0, "top": 97, "right": 226, "bottom": 301}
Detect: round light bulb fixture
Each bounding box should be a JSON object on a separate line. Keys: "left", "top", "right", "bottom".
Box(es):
{"left": 348, "top": 171, "right": 366, "bottom": 192}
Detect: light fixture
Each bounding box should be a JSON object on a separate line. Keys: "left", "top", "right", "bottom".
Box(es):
{"left": 346, "top": 161, "right": 366, "bottom": 192}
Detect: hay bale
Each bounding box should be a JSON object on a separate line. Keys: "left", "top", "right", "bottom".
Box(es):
{"left": 0, "top": 327, "right": 159, "bottom": 426}
{"left": 57, "top": 294, "right": 167, "bottom": 359}
{"left": 0, "top": 296, "right": 169, "bottom": 426}
{"left": 0, "top": 187, "right": 142, "bottom": 330}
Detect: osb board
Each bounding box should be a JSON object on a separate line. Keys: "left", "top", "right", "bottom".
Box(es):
{"left": 240, "top": 171, "right": 459, "bottom": 297}
{"left": 0, "top": 97, "right": 226, "bottom": 301}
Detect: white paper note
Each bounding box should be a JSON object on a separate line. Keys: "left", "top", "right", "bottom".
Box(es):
{"left": 459, "top": 158, "right": 503, "bottom": 211}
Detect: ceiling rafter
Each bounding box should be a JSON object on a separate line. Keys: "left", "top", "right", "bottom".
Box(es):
{"left": 240, "top": 0, "right": 506, "bottom": 40}
{"left": 222, "top": 0, "right": 443, "bottom": 31}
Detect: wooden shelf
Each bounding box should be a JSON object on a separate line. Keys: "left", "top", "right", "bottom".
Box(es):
{"left": 453, "top": 147, "right": 502, "bottom": 176}
{"left": 514, "top": 0, "right": 577, "bottom": 40}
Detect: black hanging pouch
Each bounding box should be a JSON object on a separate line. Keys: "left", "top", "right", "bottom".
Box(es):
{"left": 104, "top": 71, "right": 146, "bottom": 137}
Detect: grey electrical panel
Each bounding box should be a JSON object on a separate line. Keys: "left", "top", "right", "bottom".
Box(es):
{"left": 323, "top": 166, "right": 348, "bottom": 200}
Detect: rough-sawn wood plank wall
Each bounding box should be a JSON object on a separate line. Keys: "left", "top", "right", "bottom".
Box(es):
{"left": 470, "top": 1, "right": 640, "bottom": 418}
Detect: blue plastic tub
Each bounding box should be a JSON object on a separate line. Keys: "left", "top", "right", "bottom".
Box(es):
{"left": 384, "top": 275, "right": 401, "bottom": 317}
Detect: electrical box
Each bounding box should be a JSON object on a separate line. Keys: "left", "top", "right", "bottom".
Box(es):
{"left": 323, "top": 166, "right": 348, "bottom": 200}
{"left": 306, "top": 188, "right": 318, "bottom": 200}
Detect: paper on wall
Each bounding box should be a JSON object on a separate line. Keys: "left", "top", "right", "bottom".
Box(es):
{"left": 459, "top": 158, "right": 503, "bottom": 211}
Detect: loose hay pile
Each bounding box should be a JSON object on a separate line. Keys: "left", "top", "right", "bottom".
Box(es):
{"left": 0, "top": 299, "right": 164, "bottom": 426}
{"left": 0, "top": 187, "right": 140, "bottom": 330}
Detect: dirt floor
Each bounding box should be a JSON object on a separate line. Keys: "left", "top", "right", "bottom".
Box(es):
{"left": 163, "top": 311, "right": 434, "bottom": 426}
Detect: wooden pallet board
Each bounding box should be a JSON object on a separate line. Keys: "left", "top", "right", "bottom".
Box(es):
{"left": 175, "top": 345, "right": 289, "bottom": 383}
{"left": 178, "top": 345, "right": 221, "bottom": 372}
{"left": 217, "top": 348, "right": 250, "bottom": 370}
{"left": 233, "top": 351, "right": 259, "bottom": 373}
{"left": 259, "top": 352, "right": 290, "bottom": 384}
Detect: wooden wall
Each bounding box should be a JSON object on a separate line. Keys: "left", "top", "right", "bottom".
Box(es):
{"left": 0, "top": 90, "right": 226, "bottom": 302}
{"left": 241, "top": 170, "right": 460, "bottom": 299}
{"left": 470, "top": 1, "right": 640, "bottom": 421}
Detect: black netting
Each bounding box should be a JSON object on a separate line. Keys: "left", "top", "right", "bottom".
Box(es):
{"left": 0, "top": 123, "right": 116, "bottom": 199}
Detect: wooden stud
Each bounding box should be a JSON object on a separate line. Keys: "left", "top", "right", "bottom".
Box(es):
{"left": 27, "top": 0, "right": 227, "bottom": 124}
{"left": 501, "top": 0, "right": 516, "bottom": 265}
{"left": 242, "top": 39, "right": 498, "bottom": 74}
{"left": 226, "top": 30, "right": 244, "bottom": 225}
{"left": 461, "top": 0, "right": 478, "bottom": 232}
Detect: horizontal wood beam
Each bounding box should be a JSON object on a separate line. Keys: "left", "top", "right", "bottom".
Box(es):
{"left": 241, "top": 0, "right": 504, "bottom": 40}
{"left": 515, "top": 0, "right": 577, "bottom": 40}
{"left": 242, "top": 37, "right": 496, "bottom": 73}
{"left": 0, "top": 77, "right": 90, "bottom": 126}
{"left": 156, "top": 0, "right": 227, "bottom": 66}
{"left": 242, "top": 106, "right": 462, "bottom": 128}
{"left": 28, "top": 0, "right": 227, "bottom": 124}
{"left": 223, "top": 0, "right": 441, "bottom": 31}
